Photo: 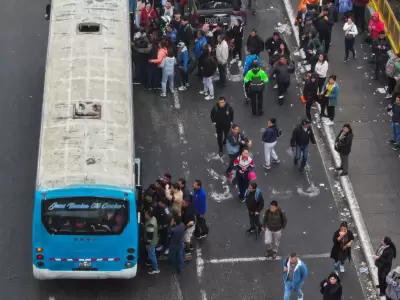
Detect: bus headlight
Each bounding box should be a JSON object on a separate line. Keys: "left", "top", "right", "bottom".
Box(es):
{"left": 125, "top": 262, "right": 133, "bottom": 268}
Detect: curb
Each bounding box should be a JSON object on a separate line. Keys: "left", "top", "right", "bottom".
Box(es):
{"left": 280, "top": 1, "right": 383, "bottom": 299}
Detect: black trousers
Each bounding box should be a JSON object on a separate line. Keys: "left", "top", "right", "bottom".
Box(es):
{"left": 320, "top": 96, "right": 328, "bottom": 116}
{"left": 378, "top": 268, "right": 389, "bottom": 295}
{"left": 388, "top": 77, "right": 397, "bottom": 95}
{"left": 353, "top": 5, "right": 366, "bottom": 31}
{"left": 375, "top": 56, "right": 388, "bottom": 79}
{"left": 318, "top": 31, "right": 332, "bottom": 53}
{"left": 306, "top": 101, "right": 313, "bottom": 121}
{"left": 317, "top": 77, "right": 326, "bottom": 93}
{"left": 216, "top": 125, "right": 230, "bottom": 152}
{"left": 344, "top": 37, "right": 356, "bottom": 60}
{"left": 277, "top": 81, "right": 290, "bottom": 104}
{"left": 248, "top": 212, "right": 261, "bottom": 230}
{"left": 217, "top": 64, "right": 227, "bottom": 85}
{"left": 250, "top": 90, "right": 263, "bottom": 115}
{"left": 194, "top": 215, "right": 209, "bottom": 238}
{"left": 327, "top": 105, "right": 335, "bottom": 121}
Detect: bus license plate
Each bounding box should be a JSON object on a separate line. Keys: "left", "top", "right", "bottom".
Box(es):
{"left": 79, "top": 261, "right": 92, "bottom": 268}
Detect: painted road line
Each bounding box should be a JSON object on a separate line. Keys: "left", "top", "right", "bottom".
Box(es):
{"left": 196, "top": 248, "right": 208, "bottom": 300}
{"left": 173, "top": 89, "right": 180, "bottom": 109}
{"left": 177, "top": 121, "right": 187, "bottom": 144}
{"left": 205, "top": 253, "right": 330, "bottom": 264}
{"left": 172, "top": 273, "right": 184, "bottom": 300}
{"left": 279, "top": 0, "right": 382, "bottom": 297}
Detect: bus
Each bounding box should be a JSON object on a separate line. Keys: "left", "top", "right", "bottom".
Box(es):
{"left": 34, "top": 0, "right": 142, "bottom": 279}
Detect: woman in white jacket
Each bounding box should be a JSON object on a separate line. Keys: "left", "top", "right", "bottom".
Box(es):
{"left": 343, "top": 17, "right": 358, "bottom": 62}
{"left": 314, "top": 53, "right": 329, "bottom": 93}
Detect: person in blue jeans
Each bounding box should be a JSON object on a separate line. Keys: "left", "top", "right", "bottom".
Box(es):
{"left": 388, "top": 96, "right": 400, "bottom": 150}
{"left": 290, "top": 119, "right": 316, "bottom": 174}
{"left": 282, "top": 252, "right": 308, "bottom": 300}
{"left": 168, "top": 214, "right": 185, "bottom": 274}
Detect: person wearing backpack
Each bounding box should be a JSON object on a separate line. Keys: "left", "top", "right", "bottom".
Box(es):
{"left": 385, "top": 53, "right": 400, "bottom": 99}
{"left": 244, "top": 182, "right": 264, "bottom": 234}
{"left": 262, "top": 200, "right": 287, "bottom": 259}
{"left": 262, "top": 118, "right": 281, "bottom": 170}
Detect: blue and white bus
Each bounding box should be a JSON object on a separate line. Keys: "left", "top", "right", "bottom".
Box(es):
{"left": 34, "top": 0, "right": 141, "bottom": 279}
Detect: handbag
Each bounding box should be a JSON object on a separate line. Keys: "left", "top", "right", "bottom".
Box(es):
{"left": 248, "top": 171, "right": 257, "bottom": 181}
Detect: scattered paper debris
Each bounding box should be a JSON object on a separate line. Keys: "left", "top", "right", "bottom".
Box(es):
{"left": 377, "top": 87, "right": 386, "bottom": 94}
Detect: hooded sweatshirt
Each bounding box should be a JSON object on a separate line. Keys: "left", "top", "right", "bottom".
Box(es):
{"left": 177, "top": 46, "right": 189, "bottom": 69}
{"left": 243, "top": 54, "right": 261, "bottom": 75}
{"left": 320, "top": 272, "right": 343, "bottom": 300}
{"left": 386, "top": 267, "right": 400, "bottom": 300}
{"left": 368, "top": 12, "right": 385, "bottom": 40}
{"left": 150, "top": 47, "right": 167, "bottom": 65}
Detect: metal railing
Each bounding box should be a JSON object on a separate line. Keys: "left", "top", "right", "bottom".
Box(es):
{"left": 371, "top": 0, "right": 400, "bottom": 53}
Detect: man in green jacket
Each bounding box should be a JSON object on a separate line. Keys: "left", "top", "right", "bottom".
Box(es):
{"left": 145, "top": 208, "right": 160, "bottom": 274}
{"left": 244, "top": 61, "right": 269, "bottom": 116}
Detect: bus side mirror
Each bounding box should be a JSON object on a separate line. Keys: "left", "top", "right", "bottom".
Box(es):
{"left": 45, "top": 4, "right": 51, "bottom": 20}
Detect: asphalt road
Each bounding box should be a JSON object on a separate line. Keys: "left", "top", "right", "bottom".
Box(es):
{"left": 0, "top": 0, "right": 371, "bottom": 299}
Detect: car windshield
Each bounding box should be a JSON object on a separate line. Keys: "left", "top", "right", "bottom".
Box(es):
{"left": 42, "top": 197, "right": 129, "bottom": 235}
{"left": 195, "top": 0, "right": 236, "bottom": 9}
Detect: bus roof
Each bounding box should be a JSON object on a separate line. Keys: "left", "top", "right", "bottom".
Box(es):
{"left": 37, "top": 0, "right": 134, "bottom": 190}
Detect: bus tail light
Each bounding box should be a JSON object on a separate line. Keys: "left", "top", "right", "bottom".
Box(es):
{"left": 36, "top": 254, "right": 44, "bottom": 260}
{"left": 127, "top": 248, "right": 135, "bottom": 253}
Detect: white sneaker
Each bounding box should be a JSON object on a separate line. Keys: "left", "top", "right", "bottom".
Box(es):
{"left": 199, "top": 90, "right": 208, "bottom": 95}
{"left": 230, "top": 58, "right": 237, "bottom": 64}
{"left": 160, "top": 93, "right": 166, "bottom": 98}
{"left": 164, "top": 249, "right": 169, "bottom": 255}
{"left": 205, "top": 95, "right": 214, "bottom": 100}
{"left": 297, "top": 295, "right": 303, "bottom": 300}
{"left": 238, "top": 61, "right": 242, "bottom": 67}
{"left": 385, "top": 93, "right": 392, "bottom": 99}
{"left": 274, "top": 84, "right": 278, "bottom": 89}
{"left": 178, "top": 85, "right": 187, "bottom": 91}
{"left": 156, "top": 245, "right": 163, "bottom": 251}
{"left": 340, "top": 265, "right": 345, "bottom": 273}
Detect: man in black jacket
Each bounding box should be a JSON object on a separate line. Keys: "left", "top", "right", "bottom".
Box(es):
{"left": 178, "top": 17, "right": 194, "bottom": 48}
{"left": 244, "top": 182, "right": 264, "bottom": 233}
{"left": 265, "top": 32, "right": 288, "bottom": 64}
{"left": 290, "top": 119, "right": 316, "bottom": 173}
{"left": 315, "top": 7, "right": 333, "bottom": 53}
{"left": 334, "top": 124, "right": 353, "bottom": 176}
{"left": 372, "top": 31, "right": 391, "bottom": 80}
{"left": 211, "top": 97, "right": 235, "bottom": 156}
{"left": 246, "top": 29, "right": 264, "bottom": 55}
{"left": 270, "top": 56, "right": 295, "bottom": 105}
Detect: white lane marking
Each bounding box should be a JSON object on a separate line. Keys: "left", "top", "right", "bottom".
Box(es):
{"left": 172, "top": 273, "right": 184, "bottom": 300}
{"left": 205, "top": 253, "right": 330, "bottom": 264}
{"left": 196, "top": 248, "right": 204, "bottom": 283}
{"left": 173, "top": 89, "right": 180, "bottom": 109}
{"left": 177, "top": 121, "right": 187, "bottom": 144}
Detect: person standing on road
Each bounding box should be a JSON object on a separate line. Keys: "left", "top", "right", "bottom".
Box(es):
{"left": 199, "top": 44, "right": 217, "bottom": 101}
{"left": 244, "top": 61, "right": 269, "bottom": 116}
{"left": 144, "top": 208, "right": 160, "bottom": 274}
{"left": 315, "top": 7, "right": 332, "bottom": 53}
{"left": 330, "top": 221, "right": 354, "bottom": 274}
{"left": 181, "top": 199, "right": 196, "bottom": 260}
{"left": 314, "top": 53, "right": 329, "bottom": 93}
{"left": 262, "top": 118, "right": 281, "bottom": 170}
{"left": 270, "top": 56, "right": 295, "bottom": 105}
{"left": 211, "top": 96, "right": 234, "bottom": 157}
{"left": 303, "top": 73, "right": 319, "bottom": 121}
{"left": 228, "top": 18, "right": 244, "bottom": 66}
{"left": 226, "top": 124, "right": 252, "bottom": 180}
{"left": 178, "top": 178, "right": 191, "bottom": 203}
{"left": 334, "top": 123, "right": 353, "bottom": 176}
{"left": 246, "top": 29, "right": 264, "bottom": 56}
{"left": 385, "top": 53, "right": 400, "bottom": 100}
{"left": 282, "top": 252, "right": 308, "bottom": 300}
{"left": 244, "top": 182, "right": 264, "bottom": 233}
{"left": 160, "top": 49, "right": 176, "bottom": 98}
{"left": 290, "top": 119, "right": 317, "bottom": 174}
{"left": 320, "top": 75, "right": 340, "bottom": 126}
{"left": 265, "top": 32, "right": 288, "bottom": 66}
{"left": 353, "top": 0, "right": 370, "bottom": 32}
{"left": 387, "top": 96, "right": 400, "bottom": 150}
{"left": 216, "top": 34, "right": 229, "bottom": 87}
{"left": 176, "top": 42, "right": 189, "bottom": 91}
{"left": 168, "top": 214, "right": 185, "bottom": 274}
{"left": 343, "top": 17, "right": 358, "bottom": 62}
{"left": 374, "top": 236, "right": 397, "bottom": 297}
{"left": 165, "top": 182, "right": 183, "bottom": 215}
{"left": 372, "top": 30, "right": 391, "bottom": 80}
{"left": 320, "top": 272, "right": 343, "bottom": 300}
{"left": 192, "top": 180, "right": 209, "bottom": 240}
{"left": 385, "top": 266, "right": 400, "bottom": 300}
{"left": 234, "top": 148, "right": 255, "bottom": 201}
{"left": 262, "top": 200, "right": 287, "bottom": 259}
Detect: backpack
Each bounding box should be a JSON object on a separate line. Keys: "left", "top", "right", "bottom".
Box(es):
{"left": 386, "top": 58, "right": 400, "bottom": 78}
{"left": 244, "top": 188, "right": 261, "bottom": 201}
{"left": 265, "top": 208, "right": 284, "bottom": 224}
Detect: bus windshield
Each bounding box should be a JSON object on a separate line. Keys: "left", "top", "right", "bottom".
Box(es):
{"left": 195, "top": 0, "right": 237, "bottom": 9}
{"left": 41, "top": 197, "right": 129, "bottom": 235}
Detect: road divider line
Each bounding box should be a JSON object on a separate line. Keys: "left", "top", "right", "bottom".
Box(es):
{"left": 205, "top": 253, "right": 330, "bottom": 264}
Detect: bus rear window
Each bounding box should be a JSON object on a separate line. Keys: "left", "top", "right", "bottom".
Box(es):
{"left": 195, "top": 0, "right": 235, "bottom": 9}
{"left": 41, "top": 197, "right": 129, "bottom": 235}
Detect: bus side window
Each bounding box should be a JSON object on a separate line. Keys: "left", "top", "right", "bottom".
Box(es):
{"left": 45, "top": 4, "right": 51, "bottom": 20}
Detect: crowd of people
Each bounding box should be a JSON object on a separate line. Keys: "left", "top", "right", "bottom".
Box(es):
{"left": 132, "top": 0, "right": 400, "bottom": 299}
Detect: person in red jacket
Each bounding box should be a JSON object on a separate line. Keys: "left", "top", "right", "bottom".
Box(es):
{"left": 353, "top": 0, "right": 370, "bottom": 32}
{"left": 368, "top": 12, "right": 385, "bottom": 41}
{"left": 140, "top": 2, "right": 158, "bottom": 29}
